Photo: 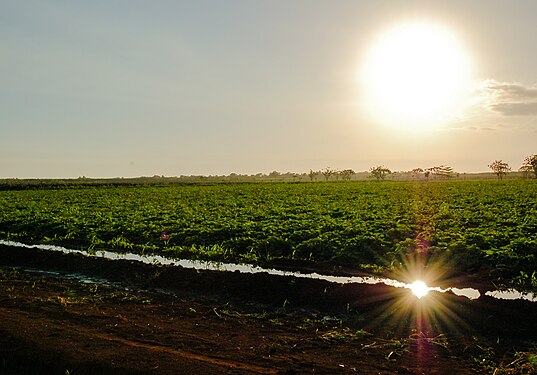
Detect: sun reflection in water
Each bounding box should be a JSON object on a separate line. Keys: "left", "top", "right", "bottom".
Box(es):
{"left": 362, "top": 250, "right": 480, "bottom": 345}
{"left": 409, "top": 280, "right": 429, "bottom": 299}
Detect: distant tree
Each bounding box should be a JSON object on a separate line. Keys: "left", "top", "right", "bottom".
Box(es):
{"left": 321, "top": 167, "right": 335, "bottom": 181}
{"left": 488, "top": 160, "right": 511, "bottom": 180}
{"left": 424, "top": 169, "right": 431, "bottom": 180}
{"left": 369, "top": 166, "right": 392, "bottom": 181}
{"left": 308, "top": 169, "right": 318, "bottom": 182}
{"left": 519, "top": 165, "right": 532, "bottom": 179}
{"left": 426, "top": 165, "right": 455, "bottom": 179}
{"left": 411, "top": 168, "right": 424, "bottom": 179}
{"left": 340, "top": 169, "right": 355, "bottom": 181}
{"left": 268, "top": 171, "right": 281, "bottom": 180}
{"left": 520, "top": 154, "right": 537, "bottom": 178}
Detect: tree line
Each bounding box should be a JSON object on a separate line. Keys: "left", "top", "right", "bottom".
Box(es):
{"left": 307, "top": 168, "right": 357, "bottom": 181}
{"left": 366, "top": 153, "right": 537, "bottom": 182}
{"left": 2, "top": 154, "right": 534, "bottom": 187}
{"left": 367, "top": 165, "right": 456, "bottom": 181}
{"left": 488, "top": 154, "right": 537, "bottom": 180}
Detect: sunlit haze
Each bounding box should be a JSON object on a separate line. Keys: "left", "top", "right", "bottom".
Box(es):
{"left": 2, "top": 1, "right": 537, "bottom": 178}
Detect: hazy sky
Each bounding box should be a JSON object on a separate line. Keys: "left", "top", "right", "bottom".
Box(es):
{"left": 2, "top": 0, "right": 537, "bottom": 178}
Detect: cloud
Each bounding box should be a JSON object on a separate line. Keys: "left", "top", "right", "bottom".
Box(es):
{"left": 483, "top": 80, "right": 537, "bottom": 116}
{"left": 489, "top": 102, "right": 537, "bottom": 116}
{"left": 486, "top": 82, "right": 537, "bottom": 100}
{"left": 448, "top": 125, "right": 496, "bottom": 132}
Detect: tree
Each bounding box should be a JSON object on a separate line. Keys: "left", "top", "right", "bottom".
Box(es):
{"left": 488, "top": 160, "right": 511, "bottom": 180}
{"left": 411, "top": 168, "right": 424, "bottom": 179}
{"left": 369, "top": 166, "right": 391, "bottom": 181}
{"left": 426, "top": 165, "right": 455, "bottom": 179}
{"left": 308, "top": 169, "right": 318, "bottom": 182}
{"left": 340, "top": 169, "right": 355, "bottom": 181}
{"left": 268, "top": 171, "right": 281, "bottom": 181}
{"left": 321, "top": 167, "right": 335, "bottom": 181}
{"left": 520, "top": 154, "right": 537, "bottom": 178}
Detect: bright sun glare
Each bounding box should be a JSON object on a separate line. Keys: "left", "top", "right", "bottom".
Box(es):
{"left": 409, "top": 280, "right": 429, "bottom": 299}
{"left": 361, "top": 21, "right": 472, "bottom": 129}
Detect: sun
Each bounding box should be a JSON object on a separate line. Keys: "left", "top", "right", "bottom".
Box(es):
{"left": 361, "top": 21, "right": 472, "bottom": 129}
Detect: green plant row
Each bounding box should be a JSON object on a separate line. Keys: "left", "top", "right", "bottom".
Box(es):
{"left": 0, "top": 180, "right": 536, "bottom": 284}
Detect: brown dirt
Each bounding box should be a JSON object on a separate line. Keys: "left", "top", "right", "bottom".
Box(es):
{"left": 1, "top": 244, "right": 536, "bottom": 374}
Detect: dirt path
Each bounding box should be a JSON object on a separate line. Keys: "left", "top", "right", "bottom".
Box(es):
{"left": 1, "top": 245, "right": 536, "bottom": 374}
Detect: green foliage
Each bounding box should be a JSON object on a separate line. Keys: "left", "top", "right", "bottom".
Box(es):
{"left": 0, "top": 180, "right": 536, "bottom": 284}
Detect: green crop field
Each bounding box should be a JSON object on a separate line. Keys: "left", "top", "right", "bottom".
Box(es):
{"left": 1, "top": 180, "right": 536, "bottom": 288}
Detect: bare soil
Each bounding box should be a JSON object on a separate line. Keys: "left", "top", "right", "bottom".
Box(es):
{"left": 1, "top": 244, "right": 536, "bottom": 374}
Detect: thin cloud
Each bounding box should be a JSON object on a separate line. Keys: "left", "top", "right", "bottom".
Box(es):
{"left": 487, "top": 82, "right": 537, "bottom": 100}
{"left": 484, "top": 80, "right": 537, "bottom": 116}
{"left": 489, "top": 102, "right": 537, "bottom": 116}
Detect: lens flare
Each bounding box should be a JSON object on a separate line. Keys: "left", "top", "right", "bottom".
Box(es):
{"left": 410, "top": 280, "right": 429, "bottom": 299}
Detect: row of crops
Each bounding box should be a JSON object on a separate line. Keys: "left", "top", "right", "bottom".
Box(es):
{"left": 0, "top": 180, "right": 536, "bottom": 284}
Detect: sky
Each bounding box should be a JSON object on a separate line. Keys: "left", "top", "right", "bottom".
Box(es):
{"left": 2, "top": 0, "right": 537, "bottom": 178}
